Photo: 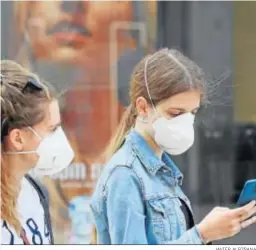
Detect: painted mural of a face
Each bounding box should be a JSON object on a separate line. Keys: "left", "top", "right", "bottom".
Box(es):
{"left": 10, "top": 2, "right": 156, "bottom": 241}
{"left": 19, "top": 1, "right": 134, "bottom": 65}
{"left": 14, "top": 0, "right": 138, "bottom": 163}
{"left": 14, "top": 0, "right": 155, "bottom": 183}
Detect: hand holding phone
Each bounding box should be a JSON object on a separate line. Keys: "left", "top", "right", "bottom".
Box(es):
{"left": 197, "top": 201, "right": 256, "bottom": 243}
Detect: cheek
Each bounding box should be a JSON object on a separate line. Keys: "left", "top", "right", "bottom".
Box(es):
{"left": 86, "top": 2, "right": 133, "bottom": 34}
{"left": 142, "top": 113, "right": 158, "bottom": 134}
{"left": 24, "top": 153, "right": 39, "bottom": 170}
{"left": 22, "top": 136, "right": 41, "bottom": 167}
{"left": 147, "top": 109, "right": 160, "bottom": 124}
{"left": 24, "top": 134, "right": 40, "bottom": 151}
{"left": 28, "top": 2, "right": 61, "bottom": 31}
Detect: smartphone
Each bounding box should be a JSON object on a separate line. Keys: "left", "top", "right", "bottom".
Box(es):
{"left": 237, "top": 179, "right": 256, "bottom": 206}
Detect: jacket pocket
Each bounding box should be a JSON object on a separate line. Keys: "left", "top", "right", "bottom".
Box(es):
{"left": 147, "top": 193, "right": 180, "bottom": 243}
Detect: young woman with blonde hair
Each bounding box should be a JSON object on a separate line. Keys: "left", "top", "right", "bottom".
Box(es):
{"left": 1, "top": 60, "right": 74, "bottom": 244}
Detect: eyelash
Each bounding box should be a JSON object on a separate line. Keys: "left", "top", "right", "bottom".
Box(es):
{"left": 168, "top": 110, "right": 198, "bottom": 117}
{"left": 168, "top": 112, "right": 182, "bottom": 118}
{"left": 51, "top": 126, "right": 59, "bottom": 132}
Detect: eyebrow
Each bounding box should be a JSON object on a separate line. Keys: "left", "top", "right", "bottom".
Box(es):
{"left": 48, "top": 121, "right": 62, "bottom": 130}
{"left": 192, "top": 107, "right": 200, "bottom": 112}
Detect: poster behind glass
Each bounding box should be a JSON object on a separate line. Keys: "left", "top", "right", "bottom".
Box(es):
{"left": 4, "top": 1, "right": 157, "bottom": 243}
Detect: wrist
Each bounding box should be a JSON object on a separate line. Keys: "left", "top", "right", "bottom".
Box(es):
{"left": 196, "top": 223, "right": 210, "bottom": 244}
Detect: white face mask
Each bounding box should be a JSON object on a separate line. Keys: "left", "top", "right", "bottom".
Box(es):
{"left": 143, "top": 53, "right": 195, "bottom": 155}
{"left": 4, "top": 127, "right": 74, "bottom": 177}
{"left": 153, "top": 113, "right": 195, "bottom": 155}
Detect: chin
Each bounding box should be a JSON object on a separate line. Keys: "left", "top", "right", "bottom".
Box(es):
{"left": 51, "top": 47, "right": 85, "bottom": 63}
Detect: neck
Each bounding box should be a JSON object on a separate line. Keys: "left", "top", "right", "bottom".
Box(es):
{"left": 2, "top": 155, "right": 28, "bottom": 184}
{"left": 134, "top": 122, "right": 163, "bottom": 158}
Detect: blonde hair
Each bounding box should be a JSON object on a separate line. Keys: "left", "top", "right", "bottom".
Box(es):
{"left": 1, "top": 60, "right": 56, "bottom": 233}
{"left": 105, "top": 48, "right": 207, "bottom": 159}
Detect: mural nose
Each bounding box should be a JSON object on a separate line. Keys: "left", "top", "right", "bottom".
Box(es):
{"left": 60, "top": 1, "right": 86, "bottom": 14}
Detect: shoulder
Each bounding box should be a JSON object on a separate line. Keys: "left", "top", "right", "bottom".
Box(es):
{"left": 91, "top": 142, "right": 144, "bottom": 207}
{"left": 19, "top": 177, "right": 41, "bottom": 202}
{"left": 108, "top": 141, "right": 137, "bottom": 169}
{"left": 17, "top": 177, "right": 43, "bottom": 216}
{"left": 106, "top": 165, "right": 140, "bottom": 187}
{"left": 99, "top": 141, "right": 143, "bottom": 189}
{"left": 24, "top": 175, "right": 49, "bottom": 201}
{"left": 105, "top": 165, "right": 143, "bottom": 198}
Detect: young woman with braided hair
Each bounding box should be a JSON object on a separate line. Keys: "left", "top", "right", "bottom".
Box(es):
{"left": 1, "top": 60, "right": 74, "bottom": 244}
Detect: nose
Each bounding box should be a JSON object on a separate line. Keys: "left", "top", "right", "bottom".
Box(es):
{"left": 61, "top": 1, "right": 85, "bottom": 14}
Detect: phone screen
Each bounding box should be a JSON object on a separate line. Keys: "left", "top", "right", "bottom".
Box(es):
{"left": 237, "top": 179, "right": 256, "bottom": 206}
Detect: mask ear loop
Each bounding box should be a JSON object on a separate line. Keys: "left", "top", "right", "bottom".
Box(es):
{"left": 3, "top": 127, "right": 42, "bottom": 155}
{"left": 27, "top": 127, "right": 42, "bottom": 140}
{"left": 144, "top": 55, "right": 158, "bottom": 114}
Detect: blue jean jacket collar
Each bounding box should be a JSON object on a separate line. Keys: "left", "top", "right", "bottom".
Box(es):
{"left": 125, "top": 129, "right": 183, "bottom": 185}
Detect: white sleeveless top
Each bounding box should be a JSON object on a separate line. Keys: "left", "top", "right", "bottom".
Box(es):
{"left": 1, "top": 177, "right": 51, "bottom": 244}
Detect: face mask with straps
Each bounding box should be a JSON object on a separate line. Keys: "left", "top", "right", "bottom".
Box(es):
{"left": 1, "top": 75, "right": 74, "bottom": 177}
{"left": 143, "top": 51, "right": 195, "bottom": 155}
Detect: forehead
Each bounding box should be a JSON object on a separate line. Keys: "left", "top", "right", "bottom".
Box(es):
{"left": 27, "top": 1, "right": 131, "bottom": 12}
{"left": 160, "top": 91, "right": 201, "bottom": 110}
{"left": 35, "top": 100, "right": 60, "bottom": 129}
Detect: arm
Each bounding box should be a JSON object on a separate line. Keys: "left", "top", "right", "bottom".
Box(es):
{"left": 106, "top": 166, "right": 147, "bottom": 244}
{"left": 105, "top": 166, "right": 205, "bottom": 245}
{"left": 164, "top": 226, "right": 205, "bottom": 244}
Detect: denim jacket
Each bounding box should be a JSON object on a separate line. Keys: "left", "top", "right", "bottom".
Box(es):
{"left": 90, "top": 129, "right": 205, "bottom": 244}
